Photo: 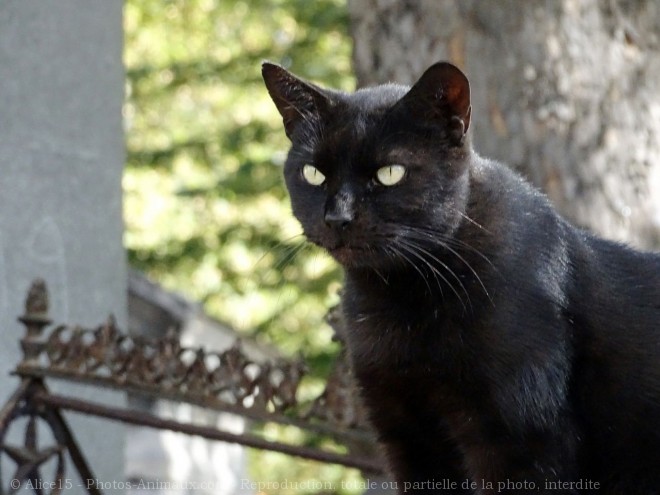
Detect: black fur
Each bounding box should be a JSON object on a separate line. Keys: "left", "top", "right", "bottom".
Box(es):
{"left": 263, "top": 61, "right": 660, "bottom": 494}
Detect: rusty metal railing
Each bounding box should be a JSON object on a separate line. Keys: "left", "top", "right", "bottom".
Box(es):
{"left": 0, "top": 279, "right": 383, "bottom": 494}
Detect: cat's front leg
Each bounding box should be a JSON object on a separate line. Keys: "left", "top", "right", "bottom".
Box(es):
{"left": 464, "top": 419, "right": 582, "bottom": 495}
{"left": 377, "top": 431, "right": 474, "bottom": 494}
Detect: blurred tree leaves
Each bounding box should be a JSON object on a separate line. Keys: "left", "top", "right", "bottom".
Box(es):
{"left": 124, "top": 2, "right": 357, "bottom": 489}
{"left": 124, "top": 0, "right": 353, "bottom": 361}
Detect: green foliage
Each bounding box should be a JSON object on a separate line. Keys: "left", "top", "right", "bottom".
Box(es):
{"left": 124, "top": 0, "right": 358, "bottom": 491}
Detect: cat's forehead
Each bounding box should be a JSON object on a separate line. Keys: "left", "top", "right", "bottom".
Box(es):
{"left": 323, "top": 84, "right": 410, "bottom": 141}
{"left": 344, "top": 83, "right": 410, "bottom": 111}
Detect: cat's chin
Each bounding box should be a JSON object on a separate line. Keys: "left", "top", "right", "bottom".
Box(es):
{"left": 327, "top": 245, "right": 366, "bottom": 267}
{"left": 326, "top": 245, "right": 392, "bottom": 270}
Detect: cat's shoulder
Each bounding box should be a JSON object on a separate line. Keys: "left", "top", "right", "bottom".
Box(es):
{"left": 468, "top": 153, "right": 554, "bottom": 215}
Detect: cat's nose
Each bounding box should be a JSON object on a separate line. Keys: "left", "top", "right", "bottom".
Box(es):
{"left": 325, "top": 188, "right": 355, "bottom": 230}
{"left": 324, "top": 210, "right": 353, "bottom": 230}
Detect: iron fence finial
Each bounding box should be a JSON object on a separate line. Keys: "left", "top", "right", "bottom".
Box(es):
{"left": 18, "top": 278, "right": 52, "bottom": 364}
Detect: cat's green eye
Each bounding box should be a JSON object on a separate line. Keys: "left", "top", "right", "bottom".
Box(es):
{"left": 376, "top": 164, "right": 406, "bottom": 186}
{"left": 302, "top": 164, "right": 325, "bottom": 186}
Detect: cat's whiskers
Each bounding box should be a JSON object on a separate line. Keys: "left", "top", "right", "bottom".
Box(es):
{"left": 367, "top": 245, "right": 390, "bottom": 285}
{"left": 448, "top": 205, "right": 492, "bottom": 234}
{"left": 253, "top": 233, "right": 307, "bottom": 270}
{"left": 397, "top": 237, "right": 472, "bottom": 310}
{"left": 239, "top": 234, "right": 312, "bottom": 336}
{"left": 398, "top": 225, "right": 493, "bottom": 305}
{"left": 401, "top": 224, "right": 494, "bottom": 268}
{"left": 394, "top": 238, "right": 469, "bottom": 312}
{"left": 435, "top": 241, "right": 493, "bottom": 305}
{"left": 275, "top": 241, "right": 309, "bottom": 273}
{"left": 405, "top": 227, "right": 490, "bottom": 295}
{"left": 260, "top": 243, "right": 309, "bottom": 293}
{"left": 386, "top": 244, "right": 436, "bottom": 297}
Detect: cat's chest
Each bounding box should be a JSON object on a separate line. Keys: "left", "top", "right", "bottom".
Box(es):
{"left": 340, "top": 275, "right": 497, "bottom": 446}
{"left": 343, "top": 292, "right": 485, "bottom": 435}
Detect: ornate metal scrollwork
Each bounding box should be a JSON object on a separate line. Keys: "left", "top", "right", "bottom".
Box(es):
{"left": 0, "top": 383, "right": 66, "bottom": 495}
{"left": 14, "top": 280, "right": 370, "bottom": 436}
{"left": 32, "top": 318, "right": 315, "bottom": 419}
{"left": 3, "top": 279, "right": 382, "bottom": 490}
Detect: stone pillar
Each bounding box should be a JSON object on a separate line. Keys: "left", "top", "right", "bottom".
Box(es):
{"left": 0, "top": 1, "right": 126, "bottom": 492}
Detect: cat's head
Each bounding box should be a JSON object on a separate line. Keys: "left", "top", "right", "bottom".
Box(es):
{"left": 262, "top": 61, "right": 472, "bottom": 269}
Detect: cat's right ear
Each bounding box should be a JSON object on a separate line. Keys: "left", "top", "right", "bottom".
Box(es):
{"left": 262, "top": 62, "right": 331, "bottom": 140}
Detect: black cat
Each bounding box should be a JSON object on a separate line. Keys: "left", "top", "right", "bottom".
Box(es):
{"left": 262, "top": 60, "right": 660, "bottom": 494}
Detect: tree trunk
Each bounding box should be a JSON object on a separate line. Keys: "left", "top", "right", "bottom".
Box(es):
{"left": 349, "top": 0, "right": 660, "bottom": 250}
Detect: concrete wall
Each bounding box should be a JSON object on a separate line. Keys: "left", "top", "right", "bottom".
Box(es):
{"left": 0, "top": 1, "right": 126, "bottom": 492}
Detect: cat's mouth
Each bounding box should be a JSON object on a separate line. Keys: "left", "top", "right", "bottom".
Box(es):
{"left": 327, "top": 244, "right": 369, "bottom": 266}
{"left": 309, "top": 234, "right": 380, "bottom": 267}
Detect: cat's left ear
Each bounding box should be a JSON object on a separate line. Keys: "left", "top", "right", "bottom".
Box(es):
{"left": 262, "top": 62, "right": 331, "bottom": 140}
{"left": 398, "top": 62, "right": 471, "bottom": 143}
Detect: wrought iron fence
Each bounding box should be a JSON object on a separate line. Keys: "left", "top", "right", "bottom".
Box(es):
{"left": 0, "top": 279, "right": 383, "bottom": 494}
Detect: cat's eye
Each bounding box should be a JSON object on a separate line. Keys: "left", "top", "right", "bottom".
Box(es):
{"left": 302, "top": 164, "right": 325, "bottom": 186}
{"left": 376, "top": 165, "right": 406, "bottom": 186}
